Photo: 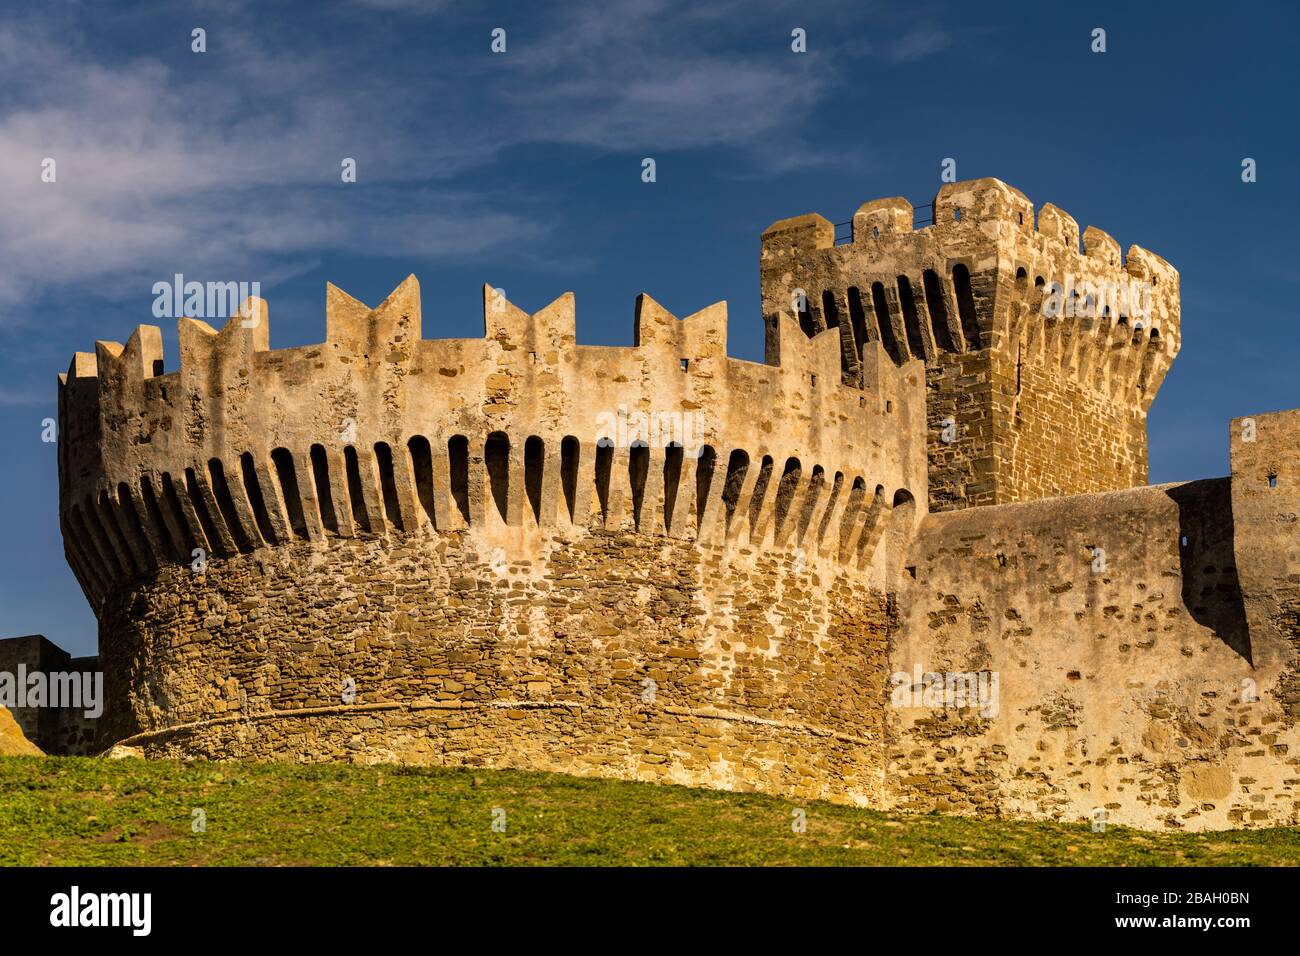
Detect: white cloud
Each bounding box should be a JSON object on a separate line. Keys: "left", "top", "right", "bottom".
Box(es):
{"left": 0, "top": 1, "right": 951, "bottom": 319}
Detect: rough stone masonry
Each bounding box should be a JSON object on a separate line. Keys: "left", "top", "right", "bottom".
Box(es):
{"left": 43, "top": 177, "right": 1299, "bottom": 831}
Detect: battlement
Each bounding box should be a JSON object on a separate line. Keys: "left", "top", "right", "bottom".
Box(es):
{"left": 761, "top": 177, "right": 1179, "bottom": 387}
{"left": 760, "top": 178, "right": 1181, "bottom": 510}
{"left": 58, "top": 277, "right": 927, "bottom": 609}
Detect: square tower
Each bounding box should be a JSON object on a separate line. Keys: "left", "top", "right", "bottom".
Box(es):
{"left": 760, "top": 178, "right": 1180, "bottom": 511}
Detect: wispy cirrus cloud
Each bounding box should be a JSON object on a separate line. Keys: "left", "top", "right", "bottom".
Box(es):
{"left": 883, "top": 26, "right": 953, "bottom": 62}
{"left": 0, "top": 0, "right": 952, "bottom": 319}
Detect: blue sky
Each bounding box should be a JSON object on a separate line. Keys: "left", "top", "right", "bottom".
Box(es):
{"left": 1, "top": 0, "right": 1297, "bottom": 655}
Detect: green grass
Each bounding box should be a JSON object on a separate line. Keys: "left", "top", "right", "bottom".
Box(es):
{"left": 0, "top": 756, "right": 1297, "bottom": 866}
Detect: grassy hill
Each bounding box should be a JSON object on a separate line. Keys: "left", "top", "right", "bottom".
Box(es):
{"left": 1, "top": 756, "right": 1297, "bottom": 866}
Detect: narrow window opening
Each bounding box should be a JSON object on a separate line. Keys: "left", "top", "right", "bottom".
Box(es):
{"left": 922, "top": 269, "right": 957, "bottom": 352}
{"left": 594, "top": 439, "right": 614, "bottom": 524}
{"left": 847, "top": 286, "right": 870, "bottom": 368}
{"left": 85, "top": 495, "right": 126, "bottom": 577}
{"left": 184, "top": 467, "right": 225, "bottom": 555}
{"left": 271, "top": 449, "right": 309, "bottom": 540}
{"left": 240, "top": 453, "right": 276, "bottom": 544}
{"left": 774, "top": 457, "right": 801, "bottom": 533}
{"left": 115, "top": 482, "right": 151, "bottom": 563}
{"left": 629, "top": 441, "right": 650, "bottom": 529}
{"left": 344, "top": 446, "right": 372, "bottom": 533}
{"left": 374, "top": 442, "right": 404, "bottom": 531}
{"left": 695, "top": 445, "right": 717, "bottom": 525}
{"left": 208, "top": 458, "right": 255, "bottom": 553}
{"left": 485, "top": 432, "right": 510, "bottom": 523}
{"left": 524, "top": 435, "right": 545, "bottom": 523}
{"left": 897, "top": 275, "right": 925, "bottom": 360}
{"left": 308, "top": 444, "right": 340, "bottom": 535}
{"left": 161, "top": 473, "right": 198, "bottom": 554}
{"left": 747, "top": 456, "right": 775, "bottom": 532}
{"left": 99, "top": 492, "right": 140, "bottom": 573}
{"left": 406, "top": 436, "right": 436, "bottom": 530}
{"left": 796, "top": 465, "right": 825, "bottom": 540}
{"left": 560, "top": 436, "right": 580, "bottom": 521}
{"left": 821, "top": 290, "right": 840, "bottom": 328}
{"left": 951, "top": 263, "right": 982, "bottom": 351}
{"left": 448, "top": 435, "right": 470, "bottom": 525}
{"left": 1268, "top": 473, "right": 1278, "bottom": 489}
{"left": 663, "top": 442, "right": 684, "bottom": 529}
{"left": 840, "top": 476, "right": 867, "bottom": 550}
{"left": 140, "top": 475, "right": 181, "bottom": 561}
{"left": 871, "top": 281, "right": 904, "bottom": 365}
{"left": 680, "top": 358, "right": 689, "bottom": 371}
{"left": 720, "top": 450, "right": 750, "bottom": 531}
{"left": 817, "top": 472, "right": 845, "bottom": 543}
{"left": 797, "top": 293, "right": 815, "bottom": 338}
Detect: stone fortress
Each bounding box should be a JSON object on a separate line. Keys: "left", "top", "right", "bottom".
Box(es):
{"left": 21, "top": 176, "right": 1299, "bottom": 831}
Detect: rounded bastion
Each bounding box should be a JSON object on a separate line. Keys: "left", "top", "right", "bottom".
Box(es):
{"left": 58, "top": 276, "right": 927, "bottom": 803}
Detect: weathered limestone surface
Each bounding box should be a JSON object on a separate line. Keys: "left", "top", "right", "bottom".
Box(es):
{"left": 50, "top": 177, "right": 1300, "bottom": 830}
{"left": 56, "top": 266, "right": 924, "bottom": 804}
{"left": 761, "top": 178, "right": 1180, "bottom": 512}
{"left": 888, "top": 475, "right": 1297, "bottom": 830}
{"left": 101, "top": 534, "right": 892, "bottom": 803}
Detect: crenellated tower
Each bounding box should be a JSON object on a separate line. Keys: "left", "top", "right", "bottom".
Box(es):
{"left": 760, "top": 177, "right": 1180, "bottom": 511}
{"left": 57, "top": 279, "right": 926, "bottom": 616}
{"left": 56, "top": 275, "right": 925, "bottom": 799}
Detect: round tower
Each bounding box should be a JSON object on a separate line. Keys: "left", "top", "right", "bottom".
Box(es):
{"left": 58, "top": 275, "right": 926, "bottom": 803}
{"left": 760, "top": 177, "right": 1180, "bottom": 512}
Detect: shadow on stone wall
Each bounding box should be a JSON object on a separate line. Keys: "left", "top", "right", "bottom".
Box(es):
{"left": 1166, "top": 478, "right": 1251, "bottom": 662}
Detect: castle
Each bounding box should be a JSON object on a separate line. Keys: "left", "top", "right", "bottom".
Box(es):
{"left": 32, "top": 177, "right": 1300, "bottom": 831}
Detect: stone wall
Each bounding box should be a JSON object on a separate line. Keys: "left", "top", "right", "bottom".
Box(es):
{"left": 0, "top": 634, "right": 100, "bottom": 755}
{"left": 991, "top": 357, "right": 1148, "bottom": 503}
{"left": 94, "top": 457, "right": 1300, "bottom": 831}
{"left": 102, "top": 528, "right": 892, "bottom": 805}
{"left": 57, "top": 278, "right": 926, "bottom": 617}
{"left": 886, "top": 478, "right": 1299, "bottom": 831}
{"left": 1230, "top": 409, "right": 1300, "bottom": 673}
